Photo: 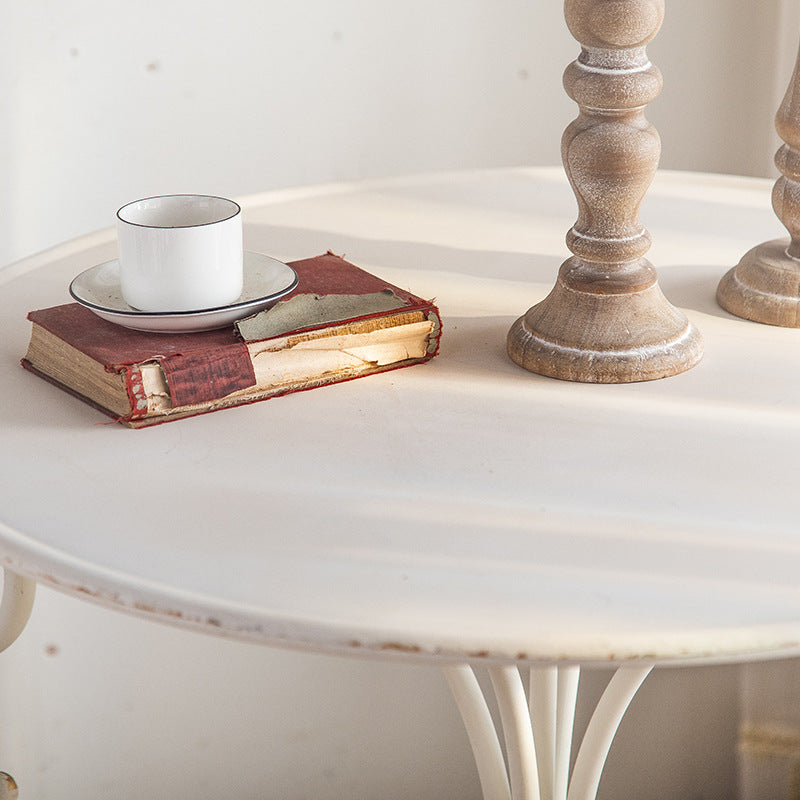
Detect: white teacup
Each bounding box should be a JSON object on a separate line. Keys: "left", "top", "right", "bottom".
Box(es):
{"left": 117, "top": 194, "right": 244, "bottom": 312}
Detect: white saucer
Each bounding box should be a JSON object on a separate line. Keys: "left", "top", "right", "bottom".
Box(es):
{"left": 69, "top": 252, "right": 298, "bottom": 333}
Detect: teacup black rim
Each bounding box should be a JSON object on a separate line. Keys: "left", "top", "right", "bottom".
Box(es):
{"left": 116, "top": 194, "right": 241, "bottom": 229}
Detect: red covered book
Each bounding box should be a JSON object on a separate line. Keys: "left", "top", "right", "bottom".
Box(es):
{"left": 21, "top": 253, "right": 441, "bottom": 427}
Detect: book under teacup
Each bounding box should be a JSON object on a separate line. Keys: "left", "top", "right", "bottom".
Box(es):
{"left": 21, "top": 252, "right": 441, "bottom": 427}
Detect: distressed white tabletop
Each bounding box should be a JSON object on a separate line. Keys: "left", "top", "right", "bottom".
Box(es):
{"left": 0, "top": 168, "right": 796, "bottom": 666}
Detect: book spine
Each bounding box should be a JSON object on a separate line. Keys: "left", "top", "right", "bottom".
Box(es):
{"left": 121, "top": 364, "right": 150, "bottom": 421}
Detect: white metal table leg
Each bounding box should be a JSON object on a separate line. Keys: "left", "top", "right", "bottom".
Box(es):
{"left": 530, "top": 666, "right": 580, "bottom": 800}
{"left": 0, "top": 568, "right": 36, "bottom": 799}
{"left": 567, "top": 667, "right": 651, "bottom": 800}
{"left": 445, "top": 663, "right": 653, "bottom": 800}
{"left": 489, "top": 666, "right": 540, "bottom": 800}
{"left": 443, "top": 665, "right": 511, "bottom": 800}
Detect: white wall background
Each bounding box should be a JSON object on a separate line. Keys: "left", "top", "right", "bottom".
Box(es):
{"left": 2, "top": 2, "right": 800, "bottom": 799}
{"left": 0, "top": 0, "right": 798, "bottom": 269}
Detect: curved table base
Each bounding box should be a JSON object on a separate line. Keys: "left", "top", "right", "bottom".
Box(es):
{"left": 444, "top": 664, "right": 652, "bottom": 800}
{"left": 0, "top": 569, "right": 36, "bottom": 800}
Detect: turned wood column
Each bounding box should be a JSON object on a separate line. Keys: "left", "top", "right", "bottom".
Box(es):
{"left": 717, "top": 42, "right": 800, "bottom": 326}
{"left": 507, "top": 0, "right": 703, "bottom": 382}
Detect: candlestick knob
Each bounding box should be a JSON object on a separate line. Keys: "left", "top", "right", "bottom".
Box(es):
{"left": 508, "top": 0, "right": 703, "bottom": 382}
{"left": 0, "top": 773, "right": 18, "bottom": 800}
{"left": 717, "top": 42, "right": 800, "bottom": 326}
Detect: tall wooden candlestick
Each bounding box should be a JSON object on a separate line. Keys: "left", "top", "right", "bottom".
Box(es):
{"left": 717, "top": 43, "right": 800, "bottom": 326}
{"left": 507, "top": 0, "right": 703, "bottom": 382}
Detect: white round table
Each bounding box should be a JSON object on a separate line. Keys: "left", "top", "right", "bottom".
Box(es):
{"left": 0, "top": 168, "right": 793, "bottom": 800}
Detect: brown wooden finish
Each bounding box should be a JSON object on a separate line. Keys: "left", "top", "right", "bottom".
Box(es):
{"left": 0, "top": 773, "right": 18, "bottom": 800}
{"left": 717, "top": 43, "right": 800, "bottom": 327}
{"left": 507, "top": 0, "right": 703, "bottom": 382}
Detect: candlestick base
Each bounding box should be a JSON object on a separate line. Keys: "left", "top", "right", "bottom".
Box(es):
{"left": 508, "top": 267, "right": 703, "bottom": 383}
{"left": 717, "top": 238, "right": 800, "bottom": 327}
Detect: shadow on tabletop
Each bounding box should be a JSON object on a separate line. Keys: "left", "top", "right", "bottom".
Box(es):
{"left": 245, "top": 222, "right": 742, "bottom": 321}
{"left": 9, "top": 223, "right": 782, "bottom": 430}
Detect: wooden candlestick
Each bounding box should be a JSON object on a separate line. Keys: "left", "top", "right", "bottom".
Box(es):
{"left": 717, "top": 43, "right": 800, "bottom": 326}
{"left": 507, "top": 0, "right": 703, "bottom": 382}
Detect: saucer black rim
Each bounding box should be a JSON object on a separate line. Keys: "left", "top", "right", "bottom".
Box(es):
{"left": 68, "top": 253, "right": 298, "bottom": 319}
